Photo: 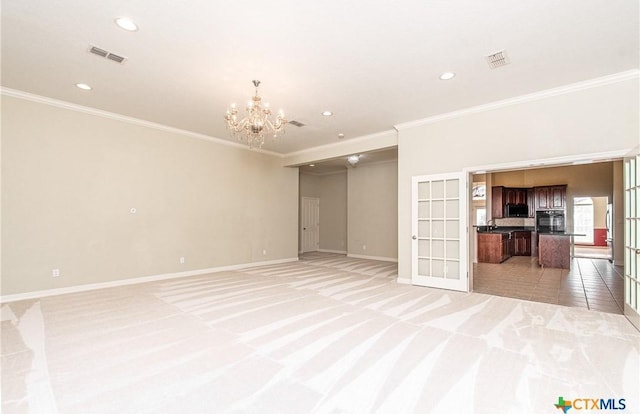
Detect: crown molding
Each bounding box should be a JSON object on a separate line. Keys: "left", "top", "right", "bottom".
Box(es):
{"left": 464, "top": 149, "right": 630, "bottom": 174}
{"left": 284, "top": 129, "right": 398, "bottom": 158}
{"left": 395, "top": 70, "right": 640, "bottom": 131}
{"left": 300, "top": 168, "right": 347, "bottom": 177}
{"left": 0, "top": 87, "right": 284, "bottom": 158}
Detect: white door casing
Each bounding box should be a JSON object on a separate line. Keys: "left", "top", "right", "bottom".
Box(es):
{"left": 411, "top": 172, "right": 468, "bottom": 291}
{"left": 301, "top": 197, "right": 320, "bottom": 253}
{"left": 624, "top": 149, "right": 640, "bottom": 330}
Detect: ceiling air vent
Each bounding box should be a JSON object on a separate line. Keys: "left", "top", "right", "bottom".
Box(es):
{"left": 89, "top": 46, "right": 108, "bottom": 57}
{"left": 88, "top": 45, "right": 127, "bottom": 64}
{"left": 289, "top": 120, "right": 306, "bottom": 127}
{"left": 485, "top": 50, "right": 510, "bottom": 69}
{"left": 106, "top": 53, "right": 126, "bottom": 63}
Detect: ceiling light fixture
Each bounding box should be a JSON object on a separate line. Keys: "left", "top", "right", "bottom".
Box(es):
{"left": 439, "top": 72, "right": 456, "bottom": 80}
{"left": 338, "top": 133, "right": 345, "bottom": 139}
{"left": 224, "top": 80, "right": 287, "bottom": 149}
{"left": 347, "top": 155, "right": 360, "bottom": 167}
{"left": 115, "top": 17, "right": 138, "bottom": 31}
{"left": 322, "top": 111, "right": 333, "bottom": 116}
{"left": 75, "top": 83, "right": 92, "bottom": 90}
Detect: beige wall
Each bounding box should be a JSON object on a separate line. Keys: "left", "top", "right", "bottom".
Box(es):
{"left": 348, "top": 161, "right": 398, "bottom": 260}
{"left": 299, "top": 171, "right": 347, "bottom": 253}
{"left": 398, "top": 76, "right": 639, "bottom": 280}
{"left": 491, "top": 162, "right": 614, "bottom": 231}
{"left": 592, "top": 197, "right": 608, "bottom": 229}
{"left": 1, "top": 96, "right": 299, "bottom": 296}
{"left": 492, "top": 163, "right": 614, "bottom": 198}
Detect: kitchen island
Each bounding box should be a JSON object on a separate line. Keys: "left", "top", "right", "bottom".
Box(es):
{"left": 476, "top": 227, "right": 534, "bottom": 263}
{"left": 538, "top": 233, "right": 571, "bottom": 269}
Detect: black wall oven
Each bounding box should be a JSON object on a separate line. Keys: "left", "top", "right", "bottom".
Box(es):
{"left": 536, "top": 210, "right": 565, "bottom": 233}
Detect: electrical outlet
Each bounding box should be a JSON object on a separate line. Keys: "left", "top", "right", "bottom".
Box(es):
{"left": 262, "top": 249, "right": 267, "bottom": 256}
{"left": 52, "top": 269, "right": 60, "bottom": 277}
{"left": 179, "top": 257, "right": 185, "bottom": 264}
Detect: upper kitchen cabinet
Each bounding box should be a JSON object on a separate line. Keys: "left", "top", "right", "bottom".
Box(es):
{"left": 527, "top": 188, "right": 535, "bottom": 217}
{"left": 492, "top": 186, "right": 529, "bottom": 218}
{"left": 534, "top": 185, "right": 567, "bottom": 210}
{"left": 491, "top": 186, "right": 504, "bottom": 218}
{"left": 504, "top": 188, "right": 527, "bottom": 205}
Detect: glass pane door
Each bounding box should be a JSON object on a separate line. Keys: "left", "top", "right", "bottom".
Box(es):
{"left": 412, "top": 173, "right": 468, "bottom": 291}
{"left": 624, "top": 152, "right": 640, "bottom": 330}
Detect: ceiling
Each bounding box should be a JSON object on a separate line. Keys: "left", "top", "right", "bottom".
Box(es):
{"left": 2, "top": 0, "right": 638, "bottom": 156}
{"left": 298, "top": 148, "right": 398, "bottom": 175}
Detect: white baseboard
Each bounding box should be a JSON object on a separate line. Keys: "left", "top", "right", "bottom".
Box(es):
{"left": 318, "top": 249, "right": 347, "bottom": 255}
{"left": 0, "top": 257, "right": 299, "bottom": 304}
{"left": 396, "top": 277, "right": 412, "bottom": 285}
{"left": 347, "top": 253, "right": 398, "bottom": 263}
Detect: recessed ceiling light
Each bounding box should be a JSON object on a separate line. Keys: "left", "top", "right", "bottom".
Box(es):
{"left": 309, "top": 164, "right": 315, "bottom": 167}
{"left": 439, "top": 72, "right": 456, "bottom": 80}
{"left": 322, "top": 111, "right": 333, "bottom": 116}
{"left": 115, "top": 17, "right": 138, "bottom": 31}
{"left": 338, "top": 133, "right": 345, "bottom": 139}
{"left": 75, "top": 83, "right": 92, "bottom": 90}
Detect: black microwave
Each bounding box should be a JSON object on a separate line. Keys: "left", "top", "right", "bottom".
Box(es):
{"left": 505, "top": 204, "right": 528, "bottom": 217}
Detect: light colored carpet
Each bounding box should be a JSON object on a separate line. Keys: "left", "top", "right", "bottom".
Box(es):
{"left": 2, "top": 253, "right": 639, "bottom": 413}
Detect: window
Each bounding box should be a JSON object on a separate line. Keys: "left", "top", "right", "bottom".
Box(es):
{"left": 472, "top": 182, "right": 486, "bottom": 200}
{"left": 573, "top": 197, "right": 594, "bottom": 244}
{"left": 475, "top": 208, "right": 487, "bottom": 225}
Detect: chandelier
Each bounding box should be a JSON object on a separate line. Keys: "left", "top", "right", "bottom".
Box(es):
{"left": 224, "top": 80, "right": 287, "bottom": 149}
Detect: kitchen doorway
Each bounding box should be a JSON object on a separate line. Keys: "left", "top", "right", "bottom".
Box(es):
{"left": 467, "top": 154, "right": 626, "bottom": 314}
{"left": 572, "top": 196, "right": 612, "bottom": 261}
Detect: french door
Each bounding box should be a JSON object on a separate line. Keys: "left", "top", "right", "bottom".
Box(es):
{"left": 411, "top": 172, "right": 468, "bottom": 291}
{"left": 624, "top": 150, "right": 640, "bottom": 330}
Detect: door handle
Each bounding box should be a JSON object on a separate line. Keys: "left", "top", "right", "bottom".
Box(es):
{"left": 412, "top": 235, "right": 417, "bottom": 240}
{"left": 303, "top": 227, "right": 307, "bottom": 230}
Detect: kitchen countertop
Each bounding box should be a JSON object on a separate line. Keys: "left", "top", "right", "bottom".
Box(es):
{"left": 475, "top": 226, "right": 535, "bottom": 234}
{"left": 475, "top": 226, "right": 584, "bottom": 237}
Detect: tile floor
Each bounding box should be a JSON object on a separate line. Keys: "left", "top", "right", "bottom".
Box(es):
{"left": 473, "top": 256, "right": 624, "bottom": 314}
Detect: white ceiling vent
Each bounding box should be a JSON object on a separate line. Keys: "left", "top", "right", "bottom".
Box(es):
{"left": 485, "top": 50, "right": 510, "bottom": 69}
{"left": 289, "top": 120, "right": 306, "bottom": 127}
{"left": 89, "top": 45, "right": 127, "bottom": 64}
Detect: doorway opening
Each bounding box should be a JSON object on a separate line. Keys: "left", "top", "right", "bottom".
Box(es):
{"left": 572, "top": 196, "right": 612, "bottom": 261}
{"left": 467, "top": 154, "right": 625, "bottom": 314}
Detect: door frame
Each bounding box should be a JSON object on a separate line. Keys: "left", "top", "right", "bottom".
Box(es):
{"left": 623, "top": 147, "right": 640, "bottom": 330}
{"left": 464, "top": 149, "right": 629, "bottom": 296}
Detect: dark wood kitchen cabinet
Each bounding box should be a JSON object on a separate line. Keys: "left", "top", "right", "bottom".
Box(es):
{"left": 534, "top": 185, "right": 566, "bottom": 210}
{"left": 527, "top": 188, "right": 535, "bottom": 217}
{"left": 550, "top": 186, "right": 566, "bottom": 209}
{"left": 491, "top": 186, "right": 504, "bottom": 218}
{"left": 512, "top": 231, "right": 532, "bottom": 256}
{"left": 478, "top": 232, "right": 512, "bottom": 263}
{"left": 504, "top": 188, "right": 527, "bottom": 205}
{"left": 491, "top": 186, "right": 528, "bottom": 218}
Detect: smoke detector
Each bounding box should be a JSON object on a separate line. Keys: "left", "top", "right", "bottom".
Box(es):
{"left": 485, "top": 50, "right": 510, "bottom": 69}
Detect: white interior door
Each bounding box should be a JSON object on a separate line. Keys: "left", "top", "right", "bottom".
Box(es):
{"left": 301, "top": 197, "right": 320, "bottom": 253}
{"left": 412, "top": 173, "right": 468, "bottom": 291}
{"left": 624, "top": 150, "right": 640, "bottom": 330}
